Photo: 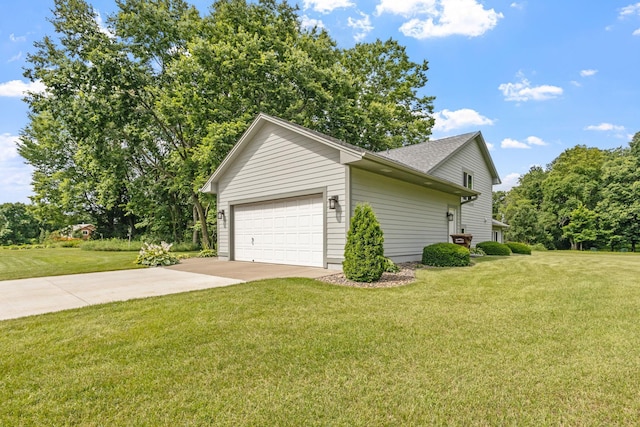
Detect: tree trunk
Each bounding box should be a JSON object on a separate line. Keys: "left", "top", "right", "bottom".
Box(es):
{"left": 192, "top": 205, "right": 199, "bottom": 246}
{"left": 632, "top": 240, "right": 637, "bottom": 253}
{"left": 192, "top": 194, "right": 210, "bottom": 249}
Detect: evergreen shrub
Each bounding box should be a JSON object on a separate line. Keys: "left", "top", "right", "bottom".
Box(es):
{"left": 506, "top": 242, "right": 532, "bottom": 255}
{"left": 476, "top": 241, "right": 512, "bottom": 256}
{"left": 384, "top": 257, "right": 400, "bottom": 273}
{"left": 343, "top": 204, "right": 385, "bottom": 282}
{"left": 422, "top": 243, "right": 470, "bottom": 267}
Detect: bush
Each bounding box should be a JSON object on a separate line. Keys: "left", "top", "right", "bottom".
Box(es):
{"left": 384, "top": 257, "right": 400, "bottom": 273}
{"left": 506, "top": 242, "right": 532, "bottom": 255}
{"left": 422, "top": 243, "right": 470, "bottom": 267}
{"left": 531, "top": 243, "right": 548, "bottom": 251}
{"left": 171, "top": 242, "right": 201, "bottom": 252}
{"left": 135, "top": 242, "right": 180, "bottom": 266}
{"left": 469, "top": 247, "right": 486, "bottom": 256}
{"left": 476, "top": 241, "right": 512, "bottom": 256}
{"left": 343, "top": 204, "right": 385, "bottom": 282}
{"left": 56, "top": 240, "right": 82, "bottom": 248}
{"left": 198, "top": 249, "right": 217, "bottom": 258}
{"left": 80, "top": 239, "right": 143, "bottom": 252}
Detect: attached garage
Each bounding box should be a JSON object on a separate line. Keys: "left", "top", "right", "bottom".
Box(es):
{"left": 201, "top": 113, "right": 487, "bottom": 270}
{"left": 234, "top": 194, "right": 324, "bottom": 267}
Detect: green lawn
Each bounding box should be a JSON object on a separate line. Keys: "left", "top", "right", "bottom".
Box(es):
{"left": 0, "top": 248, "right": 144, "bottom": 280}
{"left": 2, "top": 251, "right": 640, "bottom": 425}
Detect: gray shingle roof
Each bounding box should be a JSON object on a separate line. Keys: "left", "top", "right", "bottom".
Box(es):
{"left": 377, "top": 132, "right": 479, "bottom": 174}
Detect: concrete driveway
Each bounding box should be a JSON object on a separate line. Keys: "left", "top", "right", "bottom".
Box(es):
{"left": 0, "top": 260, "right": 331, "bottom": 321}
{"left": 166, "top": 258, "right": 331, "bottom": 281}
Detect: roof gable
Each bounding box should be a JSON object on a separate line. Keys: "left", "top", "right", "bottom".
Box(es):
{"left": 200, "top": 113, "right": 481, "bottom": 197}
{"left": 200, "top": 113, "right": 364, "bottom": 193}
{"left": 378, "top": 132, "right": 501, "bottom": 184}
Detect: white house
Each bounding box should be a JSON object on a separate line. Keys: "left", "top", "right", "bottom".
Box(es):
{"left": 201, "top": 113, "right": 500, "bottom": 269}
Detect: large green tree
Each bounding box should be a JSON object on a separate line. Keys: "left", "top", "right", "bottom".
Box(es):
{"left": 596, "top": 132, "right": 640, "bottom": 251}
{"left": 539, "top": 145, "right": 609, "bottom": 247}
{"left": 19, "top": 0, "right": 435, "bottom": 247}
{"left": 0, "top": 203, "right": 41, "bottom": 245}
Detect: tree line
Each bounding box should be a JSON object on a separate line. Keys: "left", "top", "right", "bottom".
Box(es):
{"left": 494, "top": 132, "right": 640, "bottom": 251}
{"left": 17, "top": 0, "right": 435, "bottom": 247}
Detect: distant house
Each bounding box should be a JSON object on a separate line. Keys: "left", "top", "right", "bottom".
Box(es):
{"left": 71, "top": 224, "right": 96, "bottom": 240}
{"left": 201, "top": 113, "right": 500, "bottom": 269}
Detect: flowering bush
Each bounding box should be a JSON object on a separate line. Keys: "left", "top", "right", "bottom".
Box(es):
{"left": 135, "top": 242, "right": 180, "bottom": 266}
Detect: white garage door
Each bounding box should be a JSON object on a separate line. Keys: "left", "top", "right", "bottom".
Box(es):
{"left": 234, "top": 195, "right": 324, "bottom": 267}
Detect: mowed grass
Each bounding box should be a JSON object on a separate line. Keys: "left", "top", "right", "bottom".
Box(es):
{"left": 2, "top": 251, "right": 640, "bottom": 425}
{"left": 0, "top": 248, "right": 144, "bottom": 280}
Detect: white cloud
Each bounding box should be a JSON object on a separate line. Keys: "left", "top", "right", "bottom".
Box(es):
{"left": 433, "top": 108, "right": 494, "bottom": 132}
{"left": 500, "top": 136, "right": 546, "bottom": 149}
{"left": 510, "top": 2, "right": 525, "bottom": 10}
{"left": 0, "top": 134, "right": 19, "bottom": 162}
{"left": 585, "top": 123, "right": 625, "bottom": 132}
{"left": 620, "top": 3, "right": 640, "bottom": 17}
{"left": 376, "top": 0, "right": 438, "bottom": 16}
{"left": 580, "top": 69, "right": 598, "bottom": 77}
{"left": 0, "top": 164, "right": 33, "bottom": 203}
{"left": 0, "top": 80, "right": 46, "bottom": 97}
{"left": 94, "top": 11, "right": 115, "bottom": 38}
{"left": 0, "top": 134, "right": 32, "bottom": 203}
{"left": 498, "top": 74, "right": 563, "bottom": 101}
{"left": 348, "top": 12, "right": 374, "bottom": 41}
{"left": 570, "top": 80, "right": 581, "bottom": 87}
{"left": 377, "top": 0, "right": 503, "bottom": 39}
{"left": 619, "top": 3, "right": 640, "bottom": 34}
{"left": 485, "top": 142, "right": 495, "bottom": 151}
{"left": 501, "top": 138, "right": 531, "bottom": 149}
{"left": 8, "top": 52, "right": 22, "bottom": 63}
{"left": 303, "top": 0, "right": 354, "bottom": 13}
{"left": 300, "top": 15, "right": 325, "bottom": 29}
{"left": 9, "top": 33, "right": 26, "bottom": 42}
{"left": 525, "top": 136, "right": 547, "bottom": 146}
{"left": 495, "top": 172, "right": 521, "bottom": 191}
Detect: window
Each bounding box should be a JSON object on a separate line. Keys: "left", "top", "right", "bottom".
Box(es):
{"left": 462, "top": 171, "right": 474, "bottom": 202}
{"left": 463, "top": 171, "right": 473, "bottom": 190}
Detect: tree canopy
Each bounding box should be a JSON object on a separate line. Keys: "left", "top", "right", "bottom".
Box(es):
{"left": 19, "top": 0, "right": 435, "bottom": 247}
{"left": 498, "top": 133, "right": 640, "bottom": 251}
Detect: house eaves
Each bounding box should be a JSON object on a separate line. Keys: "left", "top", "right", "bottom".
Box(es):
{"left": 200, "top": 113, "right": 479, "bottom": 198}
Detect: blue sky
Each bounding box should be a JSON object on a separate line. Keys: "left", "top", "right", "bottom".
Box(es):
{"left": 1, "top": 0, "right": 639, "bottom": 203}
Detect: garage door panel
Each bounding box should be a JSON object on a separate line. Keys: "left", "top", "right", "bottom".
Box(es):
{"left": 234, "top": 195, "right": 323, "bottom": 267}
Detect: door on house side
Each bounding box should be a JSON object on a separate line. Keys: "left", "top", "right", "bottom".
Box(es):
{"left": 448, "top": 207, "right": 457, "bottom": 242}
{"left": 234, "top": 195, "right": 324, "bottom": 267}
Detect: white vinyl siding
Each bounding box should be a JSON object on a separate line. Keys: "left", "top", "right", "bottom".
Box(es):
{"left": 430, "top": 140, "right": 493, "bottom": 244}
{"left": 350, "top": 168, "right": 459, "bottom": 260}
{"left": 217, "top": 122, "right": 347, "bottom": 263}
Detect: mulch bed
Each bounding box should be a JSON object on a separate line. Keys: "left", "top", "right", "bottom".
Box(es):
{"left": 317, "top": 262, "right": 424, "bottom": 288}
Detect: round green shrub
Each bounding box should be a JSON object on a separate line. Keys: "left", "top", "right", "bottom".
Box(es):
{"left": 343, "top": 204, "right": 385, "bottom": 282}
{"left": 476, "top": 241, "right": 512, "bottom": 256}
{"left": 506, "top": 242, "right": 532, "bottom": 255}
{"left": 422, "top": 243, "right": 470, "bottom": 267}
{"left": 530, "top": 243, "right": 548, "bottom": 251}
